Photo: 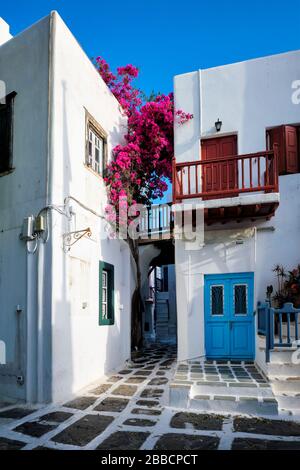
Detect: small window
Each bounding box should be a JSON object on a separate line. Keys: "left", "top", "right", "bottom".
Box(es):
{"left": 234, "top": 284, "right": 248, "bottom": 315}
{"left": 267, "top": 125, "right": 300, "bottom": 175}
{"left": 0, "top": 91, "right": 17, "bottom": 174}
{"left": 85, "top": 111, "right": 107, "bottom": 176}
{"left": 99, "top": 261, "right": 114, "bottom": 325}
{"left": 210, "top": 285, "right": 224, "bottom": 315}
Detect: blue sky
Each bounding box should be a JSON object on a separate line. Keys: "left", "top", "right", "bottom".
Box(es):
{"left": 2, "top": 0, "right": 300, "bottom": 97}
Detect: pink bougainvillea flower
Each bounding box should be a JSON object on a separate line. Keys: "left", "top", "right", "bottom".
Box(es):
{"left": 95, "top": 56, "right": 193, "bottom": 229}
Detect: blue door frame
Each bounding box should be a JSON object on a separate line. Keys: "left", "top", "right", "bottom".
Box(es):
{"left": 204, "top": 273, "right": 255, "bottom": 360}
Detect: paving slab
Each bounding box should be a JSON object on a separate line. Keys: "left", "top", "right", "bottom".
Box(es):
{"left": 94, "top": 397, "right": 129, "bottom": 412}
{"left": 0, "top": 437, "right": 26, "bottom": 450}
{"left": 52, "top": 414, "right": 114, "bottom": 446}
{"left": 170, "top": 412, "right": 224, "bottom": 431}
{"left": 38, "top": 411, "right": 73, "bottom": 423}
{"left": 131, "top": 408, "right": 162, "bottom": 416}
{"left": 63, "top": 396, "right": 98, "bottom": 410}
{"left": 14, "top": 421, "right": 56, "bottom": 438}
{"left": 140, "top": 388, "right": 164, "bottom": 398}
{"left": 232, "top": 438, "right": 300, "bottom": 450}
{"left": 0, "top": 407, "right": 37, "bottom": 419}
{"left": 97, "top": 431, "right": 150, "bottom": 450}
{"left": 136, "top": 399, "right": 160, "bottom": 408}
{"left": 154, "top": 433, "right": 219, "bottom": 450}
{"left": 233, "top": 417, "right": 300, "bottom": 436}
{"left": 111, "top": 385, "right": 137, "bottom": 397}
{"left": 123, "top": 418, "right": 156, "bottom": 427}
{"left": 88, "top": 384, "right": 112, "bottom": 395}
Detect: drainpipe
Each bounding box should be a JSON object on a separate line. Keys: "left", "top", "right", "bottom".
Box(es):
{"left": 26, "top": 241, "right": 38, "bottom": 403}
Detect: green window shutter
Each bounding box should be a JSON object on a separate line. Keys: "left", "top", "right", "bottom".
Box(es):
{"left": 99, "top": 261, "right": 115, "bottom": 325}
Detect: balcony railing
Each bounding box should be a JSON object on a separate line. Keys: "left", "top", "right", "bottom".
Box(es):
{"left": 172, "top": 146, "right": 279, "bottom": 202}
{"left": 138, "top": 203, "right": 173, "bottom": 239}
{"left": 257, "top": 301, "right": 300, "bottom": 362}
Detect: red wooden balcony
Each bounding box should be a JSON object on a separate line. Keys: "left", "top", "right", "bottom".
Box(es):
{"left": 172, "top": 146, "right": 280, "bottom": 224}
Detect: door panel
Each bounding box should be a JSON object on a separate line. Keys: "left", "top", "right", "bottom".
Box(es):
{"left": 267, "top": 126, "right": 285, "bottom": 174}
{"left": 267, "top": 125, "right": 299, "bottom": 175}
{"left": 201, "top": 136, "right": 238, "bottom": 195}
{"left": 206, "top": 323, "right": 229, "bottom": 358}
{"left": 285, "top": 126, "right": 298, "bottom": 174}
{"left": 204, "top": 273, "right": 254, "bottom": 360}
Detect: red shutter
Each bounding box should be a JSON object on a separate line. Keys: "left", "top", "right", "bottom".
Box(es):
{"left": 268, "top": 126, "right": 286, "bottom": 174}
{"left": 285, "top": 125, "right": 298, "bottom": 174}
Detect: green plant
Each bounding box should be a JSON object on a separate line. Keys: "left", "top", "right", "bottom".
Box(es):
{"left": 272, "top": 264, "right": 300, "bottom": 307}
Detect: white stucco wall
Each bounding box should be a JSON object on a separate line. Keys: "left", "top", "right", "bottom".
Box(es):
{"left": 0, "top": 18, "right": 12, "bottom": 47}
{"left": 174, "top": 51, "right": 300, "bottom": 367}
{"left": 49, "top": 12, "right": 133, "bottom": 402}
{"left": 0, "top": 16, "right": 50, "bottom": 401}
{"left": 0, "top": 11, "right": 135, "bottom": 404}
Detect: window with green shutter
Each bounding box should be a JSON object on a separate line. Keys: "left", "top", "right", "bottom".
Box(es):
{"left": 99, "top": 261, "right": 114, "bottom": 325}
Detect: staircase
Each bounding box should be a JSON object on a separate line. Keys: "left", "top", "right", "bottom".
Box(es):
{"left": 169, "top": 360, "right": 279, "bottom": 416}
{"left": 155, "top": 299, "right": 170, "bottom": 341}
{"left": 258, "top": 335, "right": 300, "bottom": 415}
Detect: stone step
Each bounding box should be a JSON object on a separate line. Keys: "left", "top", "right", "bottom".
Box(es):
{"left": 271, "top": 377, "right": 300, "bottom": 394}
{"left": 191, "top": 383, "right": 275, "bottom": 399}
{"left": 156, "top": 319, "right": 169, "bottom": 325}
{"left": 268, "top": 363, "right": 300, "bottom": 377}
{"left": 270, "top": 348, "right": 298, "bottom": 364}
{"left": 276, "top": 395, "right": 300, "bottom": 411}
{"left": 188, "top": 395, "right": 278, "bottom": 416}
{"left": 156, "top": 313, "right": 169, "bottom": 319}
{"left": 156, "top": 325, "right": 169, "bottom": 331}
{"left": 169, "top": 381, "right": 278, "bottom": 416}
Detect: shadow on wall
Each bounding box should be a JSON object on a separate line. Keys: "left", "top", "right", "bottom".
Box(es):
{"left": 51, "top": 79, "right": 74, "bottom": 402}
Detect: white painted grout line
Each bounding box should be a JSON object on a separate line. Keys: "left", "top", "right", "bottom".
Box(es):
{"left": 218, "top": 417, "right": 235, "bottom": 450}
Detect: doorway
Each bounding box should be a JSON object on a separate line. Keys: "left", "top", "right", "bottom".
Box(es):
{"left": 201, "top": 135, "right": 238, "bottom": 196}
{"left": 204, "top": 272, "right": 254, "bottom": 360}
{"left": 144, "top": 265, "right": 177, "bottom": 345}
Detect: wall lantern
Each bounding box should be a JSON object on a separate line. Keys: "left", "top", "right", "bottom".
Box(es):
{"left": 215, "top": 119, "right": 222, "bottom": 132}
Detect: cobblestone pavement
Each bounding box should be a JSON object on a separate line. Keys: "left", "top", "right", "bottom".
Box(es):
{"left": 0, "top": 344, "right": 300, "bottom": 450}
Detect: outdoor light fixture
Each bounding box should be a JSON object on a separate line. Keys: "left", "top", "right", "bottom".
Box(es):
{"left": 215, "top": 119, "right": 222, "bottom": 132}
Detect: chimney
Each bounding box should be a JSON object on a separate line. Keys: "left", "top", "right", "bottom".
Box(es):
{"left": 0, "top": 18, "right": 12, "bottom": 46}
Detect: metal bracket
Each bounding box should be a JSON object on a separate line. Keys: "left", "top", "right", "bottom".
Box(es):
{"left": 63, "top": 227, "right": 92, "bottom": 252}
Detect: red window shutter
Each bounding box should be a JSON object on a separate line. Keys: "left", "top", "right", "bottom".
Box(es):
{"left": 268, "top": 126, "right": 286, "bottom": 174}
{"left": 284, "top": 125, "right": 298, "bottom": 174}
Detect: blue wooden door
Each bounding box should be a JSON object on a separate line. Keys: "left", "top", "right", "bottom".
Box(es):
{"left": 204, "top": 273, "right": 254, "bottom": 360}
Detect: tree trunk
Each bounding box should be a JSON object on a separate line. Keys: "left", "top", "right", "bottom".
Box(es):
{"left": 128, "top": 238, "right": 143, "bottom": 350}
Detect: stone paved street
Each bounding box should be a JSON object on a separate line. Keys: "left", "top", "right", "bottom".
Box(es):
{"left": 0, "top": 344, "right": 300, "bottom": 450}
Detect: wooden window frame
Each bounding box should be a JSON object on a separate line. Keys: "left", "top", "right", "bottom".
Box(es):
{"left": 85, "top": 110, "right": 108, "bottom": 176}
{"left": 99, "top": 261, "right": 114, "bottom": 326}
{"left": 0, "top": 91, "right": 17, "bottom": 175}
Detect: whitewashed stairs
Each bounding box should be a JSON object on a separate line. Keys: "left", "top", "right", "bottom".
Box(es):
{"left": 258, "top": 335, "right": 300, "bottom": 415}
{"left": 169, "top": 360, "right": 279, "bottom": 416}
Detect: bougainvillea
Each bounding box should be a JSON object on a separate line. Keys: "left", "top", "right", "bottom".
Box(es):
{"left": 95, "top": 57, "right": 192, "bottom": 219}
{"left": 95, "top": 56, "right": 192, "bottom": 348}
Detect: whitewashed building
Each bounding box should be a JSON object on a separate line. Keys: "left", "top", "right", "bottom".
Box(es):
{"left": 0, "top": 12, "right": 135, "bottom": 404}
{"left": 173, "top": 51, "right": 300, "bottom": 412}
